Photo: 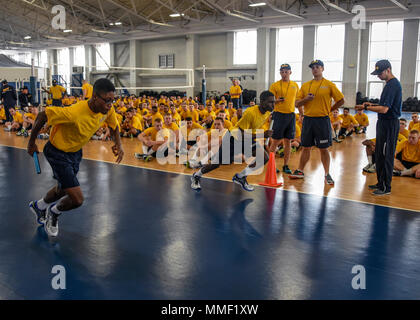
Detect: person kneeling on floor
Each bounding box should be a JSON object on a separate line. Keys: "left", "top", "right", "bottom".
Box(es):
{"left": 393, "top": 130, "right": 420, "bottom": 178}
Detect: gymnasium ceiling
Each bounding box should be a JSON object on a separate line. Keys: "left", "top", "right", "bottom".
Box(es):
{"left": 0, "top": 0, "right": 418, "bottom": 50}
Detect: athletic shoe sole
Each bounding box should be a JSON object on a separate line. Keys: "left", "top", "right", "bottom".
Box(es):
{"left": 289, "top": 174, "right": 304, "bottom": 179}
{"left": 44, "top": 207, "right": 58, "bottom": 237}
{"left": 372, "top": 191, "right": 391, "bottom": 196}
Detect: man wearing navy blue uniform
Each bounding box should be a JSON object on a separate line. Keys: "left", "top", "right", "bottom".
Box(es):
{"left": 356, "top": 60, "right": 402, "bottom": 195}
{"left": 1, "top": 80, "right": 17, "bottom": 122}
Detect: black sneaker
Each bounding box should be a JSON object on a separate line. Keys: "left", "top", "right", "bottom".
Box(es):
{"left": 372, "top": 189, "right": 391, "bottom": 196}
{"left": 191, "top": 172, "right": 201, "bottom": 191}
{"left": 283, "top": 165, "right": 292, "bottom": 174}
{"left": 393, "top": 170, "right": 402, "bottom": 176}
{"left": 29, "top": 201, "right": 46, "bottom": 225}
{"left": 232, "top": 174, "right": 254, "bottom": 192}
{"left": 44, "top": 206, "right": 59, "bottom": 237}
{"left": 368, "top": 183, "right": 381, "bottom": 190}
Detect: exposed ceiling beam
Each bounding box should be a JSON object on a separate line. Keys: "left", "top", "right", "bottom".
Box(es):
{"left": 322, "top": 0, "right": 352, "bottom": 15}
{"left": 389, "top": 0, "right": 410, "bottom": 11}
{"left": 200, "top": 0, "right": 259, "bottom": 22}
{"left": 103, "top": 0, "right": 174, "bottom": 27}
{"left": 316, "top": 0, "right": 329, "bottom": 12}
{"left": 266, "top": 1, "right": 305, "bottom": 19}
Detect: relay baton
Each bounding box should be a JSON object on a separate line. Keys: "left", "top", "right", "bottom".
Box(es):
{"left": 33, "top": 151, "right": 41, "bottom": 174}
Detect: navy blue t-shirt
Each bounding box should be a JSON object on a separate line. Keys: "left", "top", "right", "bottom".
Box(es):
{"left": 378, "top": 78, "right": 402, "bottom": 120}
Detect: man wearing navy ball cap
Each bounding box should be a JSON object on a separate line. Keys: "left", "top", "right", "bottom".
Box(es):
{"left": 356, "top": 59, "right": 402, "bottom": 195}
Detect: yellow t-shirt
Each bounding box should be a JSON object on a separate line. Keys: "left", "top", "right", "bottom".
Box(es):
{"left": 181, "top": 110, "right": 199, "bottom": 123}
{"left": 181, "top": 123, "right": 205, "bottom": 141}
{"left": 82, "top": 83, "right": 93, "bottom": 99}
{"left": 163, "top": 122, "right": 179, "bottom": 132}
{"left": 12, "top": 112, "right": 23, "bottom": 124}
{"left": 24, "top": 112, "right": 37, "bottom": 121}
{"left": 229, "top": 85, "right": 242, "bottom": 99}
{"left": 329, "top": 114, "right": 342, "bottom": 124}
{"left": 46, "top": 100, "right": 118, "bottom": 152}
{"left": 409, "top": 121, "right": 420, "bottom": 131}
{"left": 354, "top": 113, "right": 369, "bottom": 127}
{"left": 118, "top": 106, "right": 127, "bottom": 114}
{"left": 295, "top": 123, "right": 301, "bottom": 138}
{"left": 62, "top": 98, "right": 71, "bottom": 106}
{"left": 198, "top": 109, "right": 209, "bottom": 121}
{"left": 233, "top": 105, "right": 271, "bottom": 135}
{"left": 151, "top": 112, "right": 164, "bottom": 123}
{"left": 0, "top": 107, "right": 5, "bottom": 120}
{"left": 341, "top": 114, "right": 359, "bottom": 128}
{"left": 50, "top": 85, "right": 66, "bottom": 100}
{"left": 211, "top": 119, "right": 233, "bottom": 131}
{"left": 297, "top": 79, "right": 344, "bottom": 117}
{"left": 115, "top": 113, "right": 123, "bottom": 126}
{"left": 371, "top": 134, "right": 406, "bottom": 144}
{"left": 400, "top": 128, "right": 410, "bottom": 139}
{"left": 142, "top": 127, "right": 170, "bottom": 141}
{"left": 396, "top": 140, "right": 420, "bottom": 163}
{"left": 269, "top": 80, "right": 299, "bottom": 113}
{"left": 130, "top": 116, "right": 143, "bottom": 131}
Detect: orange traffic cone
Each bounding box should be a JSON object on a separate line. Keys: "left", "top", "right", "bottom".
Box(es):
{"left": 259, "top": 152, "right": 283, "bottom": 188}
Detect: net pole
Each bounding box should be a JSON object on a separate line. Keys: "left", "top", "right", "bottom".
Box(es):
{"left": 202, "top": 65, "right": 206, "bottom": 105}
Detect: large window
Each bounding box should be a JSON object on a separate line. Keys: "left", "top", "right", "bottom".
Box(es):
{"left": 73, "top": 46, "right": 85, "bottom": 78}
{"left": 315, "top": 24, "right": 345, "bottom": 91}
{"left": 416, "top": 26, "right": 420, "bottom": 98}
{"left": 368, "top": 21, "right": 403, "bottom": 98}
{"left": 57, "top": 48, "right": 70, "bottom": 91}
{"left": 96, "top": 43, "right": 110, "bottom": 71}
{"left": 234, "top": 30, "right": 257, "bottom": 65}
{"left": 276, "top": 27, "right": 303, "bottom": 87}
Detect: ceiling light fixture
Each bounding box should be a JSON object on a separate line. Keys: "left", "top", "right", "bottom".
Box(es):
{"left": 169, "top": 13, "right": 184, "bottom": 17}
{"left": 115, "top": 22, "right": 122, "bottom": 25}
{"left": 24, "top": 36, "right": 32, "bottom": 40}
{"left": 249, "top": 2, "right": 266, "bottom": 7}
{"left": 63, "top": 29, "right": 72, "bottom": 33}
{"left": 91, "top": 28, "right": 117, "bottom": 34}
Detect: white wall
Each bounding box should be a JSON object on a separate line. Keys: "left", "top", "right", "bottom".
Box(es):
{"left": 0, "top": 67, "right": 31, "bottom": 81}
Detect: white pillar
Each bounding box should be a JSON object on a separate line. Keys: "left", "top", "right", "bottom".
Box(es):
{"left": 256, "top": 28, "right": 270, "bottom": 99}
{"left": 401, "top": 19, "right": 419, "bottom": 99}
{"left": 301, "top": 26, "right": 316, "bottom": 84}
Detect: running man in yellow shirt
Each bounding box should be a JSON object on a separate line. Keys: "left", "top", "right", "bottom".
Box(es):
{"left": 27, "top": 78, "right": 124, "bottom": 237}
{"left": 268, "top": 63, "right": 300, "bottom": 174}
{"left": 291, "top": 59, "right": 345, "bottom": 185}
{"left": 191, "top": 91, "right": 275, "bottom": 192}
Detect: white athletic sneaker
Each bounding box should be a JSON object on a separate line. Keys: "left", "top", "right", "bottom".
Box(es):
{"left": 44, "top": 206, "right": 59, "bottom": 237}
{"left": 191, "top": 172, "right": 201, "bottom": 191}
{"left": 363, "top": 163, "right": 372, "bottom": 172}
{"left": 367, "top": 164, "right": 376, "bottom": 173}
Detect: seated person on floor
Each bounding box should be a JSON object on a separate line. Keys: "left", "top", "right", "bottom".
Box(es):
{"left": 362, "top": 129, "right": 407, "bottom": 173}
{"left": 354, "top": 108, "right": 369, "bottom": 134}
{"left": 163, "top": 113, "right": 179, "bottom": 145}
{"left": 230, "top": 108, "right": 243, "bottom": 127}
{"left": 179, "top": 116, "right": 205, "bottom": 153}
{"left": 211, "top": 110, "right": 233, "bottom": 131}
{"left": 329, "top": 109, "right": 343, "bottom": 143}
{"left": 393, "top": 130, "right": 420, "bottom": 178}
{"left": 187, "top": 117, "right": 228, "bottom": 169}
{"left": 92, "top": 124, "right": 111, "bottom": 141}
{"left": 135, "top": 118, "right": 170, "bottom": 161}
{"left": 4, "top": 108, "right": 23, "bottom": 132}
{"left": 120, "top": 108, "right": 142, "bottom": 137}
{"left": 339, "top": 107, "right": 359, "bottom": 138}
{"left": 409, "top": 112, "right": 419, "bottom": 131}
{"left": 400, "top": 118, "right": 409, "bottom": 138}
{"left": 17, "top": 105, "right": 38, "bottom": 137}
{"left": 0, "top": 104, "right": 6, "bottom": 124}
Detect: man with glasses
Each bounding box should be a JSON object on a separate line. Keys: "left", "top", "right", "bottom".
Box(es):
{"left": 356, "top": 59, "right": 402, "bottom": 195}
{"left": 291, "top": 59, "right": 345, "bottom": 185}
{"left": 27, "top": 78, "right": 124, "bottom": 237}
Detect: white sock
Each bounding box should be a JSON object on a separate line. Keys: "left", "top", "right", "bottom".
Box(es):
{"left": 345, "top": 130, "right": 349, "bottom": 135}
{"left": 238, "top": 166, "right": 253, "bottom": 178}
{"left": 50, "top": 204, "right": 62, "bottom": 216}
{"left": 200, "top": 151, "right": 213, "bottom": 165}
{"left": 37, "top": 198, "right": 49, "bottom": 210}
{"left": 146, "top": 148, "right": 154, "bottom": 156}
{"left": 196, "top": 169, "right": 203, "bottom": 177}
{"left": 332, "top": 130, "right": 337, "bottom": 138}
{"left": 142, "top": 145, "right": 148, "bottom": 154}
{"left": 401, "top": 169, "right": 413, "bottom": 176}
{"left": 368, "top": 156, "right": 372, "bottom": 165}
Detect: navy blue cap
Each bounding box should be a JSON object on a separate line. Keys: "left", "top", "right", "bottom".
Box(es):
{"left": 371, "top": 60, "right": 392, "bottom": 75}
{"left": 280, "top": 63, "right": 291, "bottom": 70}
{"left": 309, "top": 59, "right": 324, "bottom": 68}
